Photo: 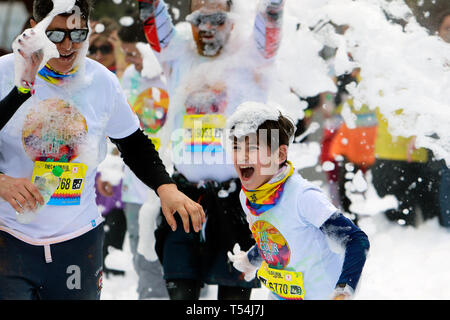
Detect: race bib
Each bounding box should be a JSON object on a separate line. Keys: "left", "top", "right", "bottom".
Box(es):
{"left": 183, "top": 114, "right": 226, "bottom": 153}
{"left": 257, "top": 261, "right": 305, "bottom": 300}
{"left": 32, "top": 161, "right": 87, "bottom": 206}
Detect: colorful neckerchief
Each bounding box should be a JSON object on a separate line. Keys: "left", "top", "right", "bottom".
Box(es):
{"left": 243, "top": 161, "right": 294, "bottom": 216}
{"left": 38, "top": 64, "right": 78, "bottom": 85}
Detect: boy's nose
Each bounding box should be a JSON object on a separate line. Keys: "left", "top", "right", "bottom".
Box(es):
{"left": 237, "top": 150, "right": 249, "bottom": 164}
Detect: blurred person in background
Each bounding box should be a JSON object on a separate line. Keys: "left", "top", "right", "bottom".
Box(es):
{"left": 328, "top": 69, "right": 377, "bottom": 226}
{"left": 138, "top": 0, "right": 288, "bottom": 300}
{"left": 88, "top": 17, "right": 127, "bottom": 76}
{"left": 371, "top": 108, "right": 441, "bottom": 227}
{"left": 88, "top": 16, "right": 128, "bottom": 277}
{"left": 436, "top": 10, "right": 450, "bottom": 228}
{"left": 117, "top": 18, "right": 169, "bottom": 299}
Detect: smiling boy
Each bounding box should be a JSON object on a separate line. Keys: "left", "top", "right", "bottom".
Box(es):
{"left": 227, "top": 101, "right": 370, "bottom": 300}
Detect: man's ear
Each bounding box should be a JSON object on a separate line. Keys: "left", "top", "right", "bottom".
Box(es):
{"left": 29, "top": 18, "right": 37, "bottom": 28}
{"left": 278, "top": 145, "right": 288, "bottom": 165}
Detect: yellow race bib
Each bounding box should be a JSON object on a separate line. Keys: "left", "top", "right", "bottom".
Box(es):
{"left": 32, "top": 161, "right": 87, "bottom": 206}
{"left": 257, "top": 261, "right": 305, "bottom": 300}
{"left": 183, "top": 114, "right": 226, "bottom": 153}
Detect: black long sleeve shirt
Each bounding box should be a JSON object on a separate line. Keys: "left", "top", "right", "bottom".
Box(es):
{"left": 0, "top": 87, "right": 31, "bottom": 130}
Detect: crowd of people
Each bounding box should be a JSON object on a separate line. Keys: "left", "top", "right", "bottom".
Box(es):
{"left": 0, "top": 0, "right": 447, "bottom": 301}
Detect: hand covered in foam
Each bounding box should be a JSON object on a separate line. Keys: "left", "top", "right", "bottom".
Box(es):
{"left": 12, "top": 26, "right": 59, "bottom": 89}
{"left": 227, "top": 243, "right": 259, "bottom": 282}
{"left": 12, "top": 29, "right": 45, "bottom": 89}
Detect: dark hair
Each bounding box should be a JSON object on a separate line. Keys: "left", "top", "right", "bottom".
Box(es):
{"left": 232, "top": 113, "right": 295, "bottom": 150}
{"left": 256, "top": 114, "right": 295, "bottom": 150}
{"left": 33, "top": 0, "right": 93, "bottom": 22}
{"left": 118, "top": 19, "right": 147, "bottom": 43}
{"left": 189, "top": 0, "right": 233, "bottom": 13}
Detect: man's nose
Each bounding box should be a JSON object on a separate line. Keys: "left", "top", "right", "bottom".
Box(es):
{"left": 199, "top": 21, "right": 214, "bottom": 31}
{"left": 59, "top": 35, "right": 73, "bottom": 51}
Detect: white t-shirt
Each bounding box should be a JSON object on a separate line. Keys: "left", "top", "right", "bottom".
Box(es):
{"left": 0, "top": 54, "right": 140, "bottom": 240}
{"left": 158, "top": 23, "right": 274, "bottom": 183}
{"left": 240, "top": 173, "right": 343, "bottom": 300}
{"left": 120, "top": 65, "right": 169, "bottom": 204}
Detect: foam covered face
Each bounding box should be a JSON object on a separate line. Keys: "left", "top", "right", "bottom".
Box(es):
{"left": 187, "top": 5, "right": 233, "bottom": 57}
{"left": 232, "top": 135, "right": 282, "bottom": 190}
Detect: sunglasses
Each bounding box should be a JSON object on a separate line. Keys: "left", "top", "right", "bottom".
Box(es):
{"left": 46, "top": 29, "right": 89, "bottom": 44}
{"left": 187, "top": 12, "right": 228, "bottom": 27}
{"left": 88, "top": 44, "right": 113, "bottom": 55}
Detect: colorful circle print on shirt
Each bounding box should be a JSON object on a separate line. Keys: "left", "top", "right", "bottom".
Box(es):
{"left": 22, "top": 98, "right": 88, "bottom": 162}
{"left": 184, "top": 86, "right": 227, "bottom": 115}
{"left": 251, "top": 220, "right": 290, "bottom": 270}
{"left": 133, "top": 88, "right": 169, "bottom": 134}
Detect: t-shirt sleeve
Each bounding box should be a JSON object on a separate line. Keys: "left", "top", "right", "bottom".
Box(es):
{"left": 105, "top": 73, "right": 140, "bottom": 139}
{"left": 297, "top": 186, "right": 339, "bottom": 228}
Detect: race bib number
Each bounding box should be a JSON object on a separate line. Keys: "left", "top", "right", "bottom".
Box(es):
{"left": 183, "top": 114, "right": 226, "bottom": 153}
{"left": 31, "top": 161, "right": 87, "bottom": 206}
{"left": 257, "top": 261, "right": 305, "bottom": 300}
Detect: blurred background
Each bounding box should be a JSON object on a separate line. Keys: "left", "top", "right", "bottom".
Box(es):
{"left": 1, "top": 0, "right": 450, "bottom": 54}
{"left": 0, "top": 0, "right": 190, "bottom": 53}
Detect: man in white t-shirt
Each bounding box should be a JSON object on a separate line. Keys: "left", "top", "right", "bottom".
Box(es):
{"left": 0, "top": 0, "right": 204, "bottom": 300}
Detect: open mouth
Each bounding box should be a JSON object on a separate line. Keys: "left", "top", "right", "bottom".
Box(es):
{"left": 59, "top": 52, "right": 75, "bottom": 61}
{"left": 239, "top": 166, "right": 255, "bottom": 180}
{"left": 199, "top": 31, "right": 216, "bottom": 41}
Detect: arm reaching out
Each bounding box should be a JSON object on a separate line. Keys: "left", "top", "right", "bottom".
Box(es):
{"left": 138, "top": 0, "right": 174, "bottom": 53}
{"left": 109, "top": 129, "right": 206, "bottom": 233}
{"left": 320, "top": 212, "right": 370, "bottom": 300}
{"left": 254, "top": 0, "right": 286, "bottom": 59}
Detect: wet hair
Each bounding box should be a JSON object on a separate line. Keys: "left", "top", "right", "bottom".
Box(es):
{"left": 189, "top": 0, "right": 233, "bottom": 13}
{"left": 232, "top": 113, "right": 295, "bottom": 151}
{"left": 33, "top": 0, "right": 92, "bottom": 22}
{"left": 118, "top": 19, "right": 147, "bottom": 43}
{"left": 256, "top": 113, "right": 295, "bottom": 150}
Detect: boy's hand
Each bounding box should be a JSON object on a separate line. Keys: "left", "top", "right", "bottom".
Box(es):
{"left": 331, "top": 284, "right": 354, "bottom": 300}
{"left": 157, "top": 183, "right": 205, "bottom": 233}
{"left": 227, "top": 243, "right": 259, "bottom": 281}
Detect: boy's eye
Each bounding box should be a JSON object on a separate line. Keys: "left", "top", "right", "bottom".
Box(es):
{"left": 248, "top": 145, "right": 259, "bottom": 151}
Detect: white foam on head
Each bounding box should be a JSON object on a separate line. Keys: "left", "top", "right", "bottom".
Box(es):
{"left": 227, "top": 101, "right": 284, "bottom": 139}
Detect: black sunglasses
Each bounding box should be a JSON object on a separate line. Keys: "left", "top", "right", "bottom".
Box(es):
{"left": 88, "top": 44, "right": 113, "bottom": 55}
{"left": 46, "top": 29, "right": 89, "bottom": 44}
